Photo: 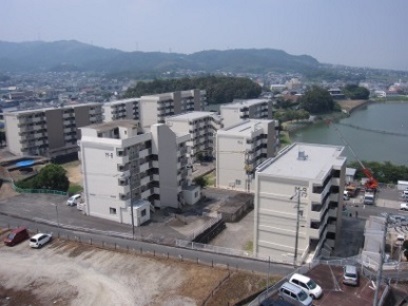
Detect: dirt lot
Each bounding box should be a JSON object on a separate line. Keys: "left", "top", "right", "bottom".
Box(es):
{"left": 0, "top": 238, "right": 268, "bottom": 306}
{"left": 61, "top": 160, "right": 82, "bottom": 186}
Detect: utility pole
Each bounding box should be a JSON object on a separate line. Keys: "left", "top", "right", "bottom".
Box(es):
{"left": 373, "top": 213, "right": 388, "bottom": 306}
{"left": 130, "top": 203, "right": 135, "bottom": 239}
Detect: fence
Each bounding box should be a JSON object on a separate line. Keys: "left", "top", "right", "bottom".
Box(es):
{"left": 12, "top": 184, "right": 68, "bottom": 195}
{"left": 176, "top": 240, "right": 251, "bottom": 258}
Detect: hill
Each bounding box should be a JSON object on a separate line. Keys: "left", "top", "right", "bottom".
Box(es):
{"left": 0, "top": 40, "right": 319, "bottom": 74}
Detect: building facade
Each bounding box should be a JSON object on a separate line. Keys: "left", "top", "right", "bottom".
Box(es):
{"left": 220, "top": 98, "right": 273, "bottom": 129}
{"left": 79, "top": 120, "right": 200, "bottom": 224}
{"left": 253, "top": 143, "right": 346, "bottom": 264}
{"left": 138, "top": 90, "right": 207, "bottom": 131}
{"left": 215, "top": 119, "right": 276, "bottom": 192}
{"left": 4, "top": 103, "right": 103, "bottom": 158}
{"left": 102, "top": 98, "right": 139, "bottom": 122}
{"left": 165, "top": 111, "right": 223, "bottom": 162}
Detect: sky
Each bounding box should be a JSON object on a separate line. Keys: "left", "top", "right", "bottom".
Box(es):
{"left": 1, "top": 0, "right": 407, "bottom": 71}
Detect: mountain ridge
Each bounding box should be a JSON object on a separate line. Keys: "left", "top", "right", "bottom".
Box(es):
{"left": 0, "top": 40, "right": 320, "bottom": 74}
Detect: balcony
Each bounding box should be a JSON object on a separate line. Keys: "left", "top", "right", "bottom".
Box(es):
{"left": 140, "top": 162, "right": 149, "bottom": 173}
{"left": 332, "top": 177, "right": 340, "bottom": 186}
{"left": 141, "top": 188, "right": 152, "bottom": 198}
{"left": 117, "top": 154, "right": 129, "bottom": 165}
{"left": 140, "top": 175, "right": 150, "bottom": 186}
{"left": 328, "top": 208, "right": 338, "bottom": 218}
{"left": 327, "top": 223, "right": 336, "bottom": 233}
{"left": 308, "top": 227, "right": 322, "bottom": 239}
{"left": 139, "top": 148, "right": 150, "bottom": 159}
{"left": 118, "top": 184, "right": 130, "bottom": 194}
{"left": 309, "top": 209, "right": 323, "bottom": 221}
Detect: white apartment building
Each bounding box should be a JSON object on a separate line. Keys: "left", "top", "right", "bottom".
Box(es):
{"left": 79, "top": 120, "right": 200, "bottom": 224}
{"left": 215, "top": 119, "right": 276, "bottom": 192}
{"left": 220, "top": 98, "right": 273, "bottom": 129}
{"left": 253, "top": 143, "right": 346, "bottom": 264}
{"left": 165, "top": 111, "right": 223, "bottom": 162}
{"left": 4, "top": 103, "right": 103, "bottom": 158}
{"left": 139, "top": 89, "right": 207, "bottom": 131}
{"left": 103, "top": 98, "right": 139, "bottom": 122}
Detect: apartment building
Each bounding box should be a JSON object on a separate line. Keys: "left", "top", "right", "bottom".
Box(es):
{"left": 79, "top": 120, "right": 200, "bottom": 224}
{"left": 138, "top": 89, "right": 207, "bottom": 131}
{"left": 4, "top": 103, "right": 103, "bottom": 158}
{"left": 220, "top": 98, "right": 273, "bottom": 129}
{"left": 103, "top": 98, "right": 139, "bottom": 122}
{"left": 253, "top": 143, "right": 346, "bottom": 264}
{"left": 215, "top": 119, "right": 276, "bottom": 192}
{"left": 165, "top": 111, "right": 223, "bottom": 162}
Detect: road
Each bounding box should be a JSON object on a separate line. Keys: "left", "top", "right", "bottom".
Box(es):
{"left": 0, "top": 213, "right": 294, "bottom": 276}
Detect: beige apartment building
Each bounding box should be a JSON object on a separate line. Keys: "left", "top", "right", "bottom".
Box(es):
{"left": 102, "top": 98, "right": 139, "bottom": 122}
{"left": 220, "top": 98, "right": 273, "bottom": 129}
{"left": 138, "top": 89, "right": 207, "bottom": 131}
{"left": 165, "top": 111, "right": 223, "bottom": 162}
{"left": 215, "top": 119, "right": 276, "bottom": 192}
{"left": 4, "top": 103, "right": 103, "bottom": 158}
{"left": 79, "top": 120, "right": 200, "bottom": 224}
{"left": 253, "top": 143, "right": 347, "bottom": 264}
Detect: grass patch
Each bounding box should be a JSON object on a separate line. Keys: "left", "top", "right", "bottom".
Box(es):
{"left": 279, "top": 131, "right": 291, "bottom": 145}
{"left": 244, "top": 240, "right": 253, "bottom": 253}
{"left": 203, "top": 172, "right": 215, "bottom": 186}
{"left": 68, "top": 183, "right": 83, "bottom": 195}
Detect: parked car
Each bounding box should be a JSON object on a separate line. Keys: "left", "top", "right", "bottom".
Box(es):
{"left": 29, "top": 233, "right": 52, "bottom": 248}
{"left": 67, "top": 194, "right": 81, "bottom": 206}
{"left": 278, "top": 282, "right": 313, "bottom": 306}
{"left": 343, "top": 265, "right": 359, "bottom": 286}
{"left": 401, "top": 203, "right": 408, "bottom": 211}
{"left": 3, "top": 227, "right": 29, "bottom": 246}
{"left": 289, "top": 273, "right": 323, "bottom": 299}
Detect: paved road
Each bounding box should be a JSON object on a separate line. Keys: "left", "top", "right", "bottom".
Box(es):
{"left": 0, "top": 213, "right": 294, "bottom": 276}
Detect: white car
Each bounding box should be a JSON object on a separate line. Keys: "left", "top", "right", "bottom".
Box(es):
{"left": 29, "top": 233, "right": 52, "bottom": 248}
{"left": 67, "top": 194, "right": 81, "bottom": 206}
{"left": 401, "top": 203, "right": 408, "bottom": 211}
{"left": 289, "top": 273, "right": 323, "bottom": 299}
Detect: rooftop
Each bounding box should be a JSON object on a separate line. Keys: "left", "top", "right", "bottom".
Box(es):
{"left": 3, "top": 102, "right": 101, "bottom": 116}
{"left": 103, "top": 98, "right": 139, "bottom": 106}
{"left": 166, "top": 111, "right": 216, "bottom": 121}
{"left": 257, "top": 142, "right": 346, "bottom": 181}
{"left": 82, "top": 119, "right": 139, "bottom": 133}
{"left": 220, "top": 98, "right": 269, "bottom": 109}
{"left": 219, "top": 119, "right": 271, "bottom": 136}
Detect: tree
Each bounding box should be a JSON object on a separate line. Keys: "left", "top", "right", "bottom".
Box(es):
{"left": 33, "top": 164, "right": 69, "bottom": 192}
{"left": 342, "top": 84, "right": 370, "bottom": 100}
{"left": 123, "top": 76, "right": 262, "bottom": 105}
{"left": 299, "top": 86, "right": 334, "bottom": 114}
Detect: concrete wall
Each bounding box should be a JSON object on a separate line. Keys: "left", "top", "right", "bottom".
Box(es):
{"left": 220, "top": 108, "right": 241, "bottom": 129}
{"left": 4, "top": 114, "right": 22, "bottom": 155}
{"left": 216, "top": 134, "right": 248, "bottom": 191}
{"left": 139, "top": 99, "right": 158, "bottom": 131}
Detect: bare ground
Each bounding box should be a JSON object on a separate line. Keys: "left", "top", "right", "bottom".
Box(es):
{"left": 61, "top": 161, "right": 83, "bottom": 186}
{"left": 0, "top": 239, "right": 267, "bottom": 306}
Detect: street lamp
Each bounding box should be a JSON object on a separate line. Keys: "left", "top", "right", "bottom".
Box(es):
{"left": 290, "top": 189, "right": 302, "bottom": 266}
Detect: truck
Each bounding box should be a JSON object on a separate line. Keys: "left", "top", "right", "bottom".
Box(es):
{"left": 364, "top": 191, "right": 375, "bottom": 205}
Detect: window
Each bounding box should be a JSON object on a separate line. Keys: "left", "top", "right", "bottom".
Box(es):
{"left": 141, "top": 209, "right": 146, "bottom": 217}
{"left": 235, "top": 179, "right": 241, "bottom": 185}
{"left": 109, "top": 207, "right": 117, "bottom": 214}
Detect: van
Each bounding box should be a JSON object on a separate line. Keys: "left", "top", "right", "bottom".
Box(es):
{"left": 3, "top": 227, "right": 29, "bottom": 246}
{"left": 289, "top": 273, "right": 323, "bottom": 299}
{"left": 278, "top": 282, "right": 313, "bottom": 306}
{"left": 343, "top": 265, "right": 359, "bottom": 286}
